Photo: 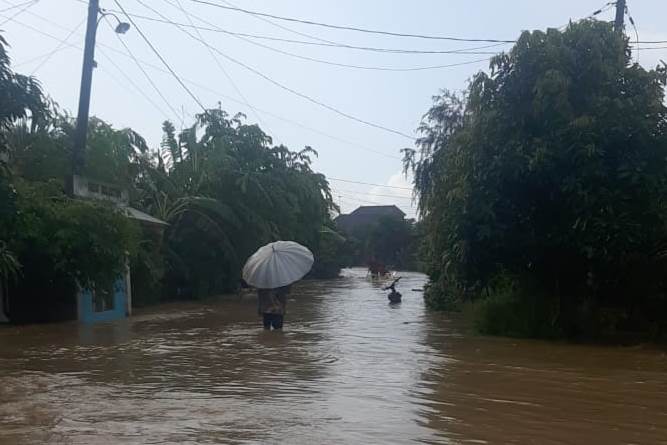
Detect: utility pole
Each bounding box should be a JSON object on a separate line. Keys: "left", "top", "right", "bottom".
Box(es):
{"left": 72, "top": 0, "right": 100, "bottom": 178}
{"left": 614, "top": 0, "right": 626, "bottom": 33}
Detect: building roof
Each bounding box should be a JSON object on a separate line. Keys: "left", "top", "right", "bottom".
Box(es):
{"left": 349, "top": 205, "right": 406, "bottom": 218}
{"left": 335, "top": 205, "right": 406, "bottom": 235}
{"left": 120, "top": 206, "right": 169, "bottom": 227}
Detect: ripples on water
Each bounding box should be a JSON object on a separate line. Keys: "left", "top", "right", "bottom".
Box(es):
{"left": 1, "top": 269, "right": 667, "bottom": 444}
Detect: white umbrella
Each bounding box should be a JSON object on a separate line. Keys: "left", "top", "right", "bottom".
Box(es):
{"left": 242, "top": 241, "right": 314, "bottom": 289}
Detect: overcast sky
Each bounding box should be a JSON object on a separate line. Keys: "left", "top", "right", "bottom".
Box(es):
{"left": 2, "top": 0, "right": 667, "bottom": 219}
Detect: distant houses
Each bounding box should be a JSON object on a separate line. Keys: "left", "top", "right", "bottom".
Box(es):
{"left": 335, "top": 205, "right": 410, "bottom": 268}
{"left": 335, "top": 205, "right": 405, "bottom": 237}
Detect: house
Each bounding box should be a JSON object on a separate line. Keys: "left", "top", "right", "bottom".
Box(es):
{"left": 72, "top": 175, "right": 168, "bottom": 323}
{"left": 335, "top": 205, "right": 406, "bottom": 237}
{"left": 0, "top": 177, "right": 167, "bottom": 325}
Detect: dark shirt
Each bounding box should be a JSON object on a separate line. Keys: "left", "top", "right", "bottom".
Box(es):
{"left": 257, "top": 288, "right": 288, "bottom": 315}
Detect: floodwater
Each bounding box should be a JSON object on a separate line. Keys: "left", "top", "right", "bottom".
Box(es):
{"left": 1, "top": 269, "right": 667, "bottom": 444}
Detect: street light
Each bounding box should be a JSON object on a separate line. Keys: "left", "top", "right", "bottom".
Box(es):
{"left": 71, "top": 1, "right": 131, "bottom": 188}
{"left": 114, "top": 21, "right": 131, "bottom": 34}
{"left": 98, "top": 9, "right": 131, "bottom": 34}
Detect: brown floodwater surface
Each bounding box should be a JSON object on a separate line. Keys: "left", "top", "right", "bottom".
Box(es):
{"left": 1, "top": 269, "right": 667, "bottom": 444}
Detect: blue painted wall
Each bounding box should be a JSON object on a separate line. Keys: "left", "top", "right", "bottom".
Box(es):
{"left": 77, "top": 277, "right": 127, "bottom": 324}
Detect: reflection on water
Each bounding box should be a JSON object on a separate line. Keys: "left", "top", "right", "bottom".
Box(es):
{"left": 1, "top": 269, "right": 667, "bottom": 444}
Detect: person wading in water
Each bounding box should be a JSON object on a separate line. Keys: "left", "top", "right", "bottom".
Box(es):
{"left": 257, "top": 285, "right": 291, "bottom": 330}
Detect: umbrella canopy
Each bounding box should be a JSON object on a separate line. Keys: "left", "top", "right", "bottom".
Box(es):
{"left": 242, "top": 241, "right": 314, "bottom": 289}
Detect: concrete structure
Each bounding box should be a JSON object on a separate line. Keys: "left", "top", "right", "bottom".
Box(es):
{"left": 77, "top": 276, "right": 129, "bottom": 324}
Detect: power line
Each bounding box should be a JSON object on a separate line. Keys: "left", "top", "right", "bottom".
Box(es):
{"left": 188, "top": 0, "right": 516, "bottom": 43}
{"left": 2, "top": 5, "right": 176, "bottom": 122}
{"left": 103, "top": 15, "right": 184, "bottom": 126}
{"left": 0, "top": 9, "right": 402, "bottom": 160}
{"left": 14, "top": 43, "right": 75, "bottom": 67}
{"left": 0, "top": 0, "right": 36, "bottom": 26}
{"left": 625, "top": 3, "right": 640, "bottom": 63}
{"left": 216, "top": 0, "right": 340, "bottom": 47}
{"left": 337, "top": 194, "right": 414, "bottom": 211}
{"left": 158, "top": 0, "right": 269, "bottom": 130}
{"left": 0, "top": 0, "right": 34, "bottom": 13}
{"left": 96, "top": 52, "right": 172, "bottom": 122}
{"left": 152, "top": 0, "right": 494, "bottom": 73}
{"left": 120, "top": 2, "right": 415, "bottom": 140}
{"left": 84, "top": 4, "right": 508, "bottom": 56}
{"left": 328, "top": 177, "right": 413, "bottom": 190}
{"left": 30, "top": 17, "right": 85, "bottom": 75}
{"left": 332, "top": 188, "right": 413, "bottom": 200}
{"left": 631, "top": 45, "right": 667, "bottom": 50}
{"left": 112, "top": 0, "right": 206, "bottom": 112}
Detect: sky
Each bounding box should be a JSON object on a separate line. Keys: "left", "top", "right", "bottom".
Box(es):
{"left": 2, "top": 0, "right": 667, "bottom": 219}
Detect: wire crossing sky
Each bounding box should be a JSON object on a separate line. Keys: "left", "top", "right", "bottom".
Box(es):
{"left": 2, "top": 0, "right": 667, "bottom": 219}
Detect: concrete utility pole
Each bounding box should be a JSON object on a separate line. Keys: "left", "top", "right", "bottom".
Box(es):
{"left": 72, "top": 0, "right": 100, "bottom": 176}
{"left": 614, "top": 0, "right": 626, "bottom": 33}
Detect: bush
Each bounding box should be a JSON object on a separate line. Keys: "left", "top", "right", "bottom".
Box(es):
{"left": 467, "top": 273, "right": 561, "bottom": 339}
{"left": 9, "top": 180, "right": 139, "bottom": 293}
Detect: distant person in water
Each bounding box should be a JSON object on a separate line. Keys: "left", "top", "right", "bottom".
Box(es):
{"left": 257, "top": 285, "right": 291, "bottom": 330}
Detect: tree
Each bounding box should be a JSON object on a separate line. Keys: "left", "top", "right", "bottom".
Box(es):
{"left": 136, "top": 108, "right": 338, "bottom": 297}
{"left": 365, "top": 217, "right": 413, "bottom": 268}
{"left": 0, "top": 34, "right": 47, "bottom": 166}
{"left": 405, "top": 20, "right": 667, "bottom": 338}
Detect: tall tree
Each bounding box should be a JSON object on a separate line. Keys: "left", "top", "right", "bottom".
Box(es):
{"left": 405, "top": 21, "right": 667, "bottom": 337}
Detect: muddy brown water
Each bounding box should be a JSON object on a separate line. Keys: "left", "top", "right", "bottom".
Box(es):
{"left": 1, "top": 269, "right": 667, "bottom": 444}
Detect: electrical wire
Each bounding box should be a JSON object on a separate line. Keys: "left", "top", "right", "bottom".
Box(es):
{"left": 630, "top": 45, "right": 667, "bottom": 51}
{"left": 0, "top": 0, "right": 36, "bottom": 26}
{"left": 121, "top": 1, "right": 415, "bottom": 140}
{"left": 215, "top": 0, "right": 340, "bottom": 46}
{"left": 93, "top": 3, "right": 507, "bottom": 55}
{"left": 5, "top": 8, "right": 175, "bottom": 122}
{"left": 0, "top": 0, "right": 34, "bottom": 13}
{"left": 328, "top": 177, "right": 413, "bottom": 190}
{"left": 337, "top": 194, "right": 414, "bottom": 211}
{"left": 157, "top": 0, "right": 493, "bottom": 73}
{"left": 0, "top": 9, "right": 402, "bottom": 160}
{"left": 103, "top": 15, "right": 184, "bottom": 126}
{"left": 161, "top": 0, "right": 269, "bottom": 131}
{"left": 30, "top": 17, "right": 85, "bottom": 74}
{"left": 113, "top": 0, "right": 206, "bottom": 112}
{"left": 625, "top": 4, "right": 640, "bottom": 63}
{"left": 332, "top": 188, "right": 413, "bottom": 200}
{"left": 96, "top": 52, "right": 172, "bottom": 122}
{"left": 14, "top": 44, "right": 74, "bottom": 67}
{"left": 188, "top": 0, "right": 516, "bottom": 43}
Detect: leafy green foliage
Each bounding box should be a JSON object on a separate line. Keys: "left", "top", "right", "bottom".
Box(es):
{"left": 9, "top": 180, "right": 139, "bottom": 290}
{"left": 137, "top": 109, "right": 339, "bottom": 297}
{"left": 0, "top": 30, "right": 343, "bottom": 315}
{"left": 0, "top": 240, "right": 21, "bottom": 282}
{"left": 365, "top": 217, "right": 414, "bottom": 268}
{"left": 406, "top": 21, "right": 667, "bottom": 339}
{"left": 0, "top": 34, "right": 48, "bottom": 168}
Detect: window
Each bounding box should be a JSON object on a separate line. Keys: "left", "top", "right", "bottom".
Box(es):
{"left": 101, "top": 185, "right": 122, "bottom": 199}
